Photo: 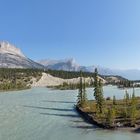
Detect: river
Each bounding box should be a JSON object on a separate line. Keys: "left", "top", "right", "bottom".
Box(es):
{"left": 0, "top": 86, "right": 140, "bottom": 140}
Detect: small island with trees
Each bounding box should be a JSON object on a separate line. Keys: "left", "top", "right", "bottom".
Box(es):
{"left": 76, "top": 68, "right": 140, "bottom": 130}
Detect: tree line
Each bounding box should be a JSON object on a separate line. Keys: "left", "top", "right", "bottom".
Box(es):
{"left": 0, "top": 68, "right": 42, "bottom": 91}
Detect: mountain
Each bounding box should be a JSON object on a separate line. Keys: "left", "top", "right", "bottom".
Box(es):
{"left": 0, "top": 41, "right": 139, "bottom": 80}
{"left": 38, "top": 58, "right": 116, "bottom": 75}
{"left": 39, "top": 58, "right": 79, "bottom": 71}
{"left": 0, "top": 41, "right": 44, "bottom": 69}
{"left": 38, "top": 58, "right": 140, "bottom": 80}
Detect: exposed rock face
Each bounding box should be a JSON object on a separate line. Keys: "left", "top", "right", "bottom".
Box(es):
{"left": 31, "top": 73, "right": 107, "bottom": 87}
{"left": 0, "top": 42, "right": 25, "bottom": 57}
{"left": 0, "top": 41, "right": 44, "bottom": 69}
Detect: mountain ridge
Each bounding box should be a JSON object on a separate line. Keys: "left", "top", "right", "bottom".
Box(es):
{"left": 0, "top": 42, "right": 44, "bottom": 69}
{"left": 38, "top": 59, "right": 140, "bottom": 80}
{"left": 0, "top": 41, "right": 139, "bottom": 80}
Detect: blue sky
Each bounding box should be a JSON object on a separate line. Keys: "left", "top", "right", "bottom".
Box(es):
{"left": 0, "top": 0, "right": 140, "bottom": 69}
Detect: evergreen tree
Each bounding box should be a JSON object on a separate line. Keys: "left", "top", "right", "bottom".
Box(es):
{"left": 77, "top": 71, "right": 83, "bottom": 106}
{"left": 123, "top": 90, "right": 130, "bottom": 119}
{"left": 97, "top": 79, "right": 104, "bottom": 113}
{"left": 106, "top": 107, "right": 116, "bottom": 126}
{"left": 125, "top": 90, "right": 129, "bottom": 106}
{"left": 132, "top": 87, "right": 135, "bottom": 99}
{"left": 93, "top": 68, "right": 104, "bottom": 113}
{"left": 82, "top": 78, "right": 88, "bottom": 107}
{"left": 130, "top": 88, "right": 137, "bottom": 126}
{"left": 94, "top": 68, "right": 99, "bottom": 100}
{"left": 113, "top": 95, "right": 116, "bottom": 105}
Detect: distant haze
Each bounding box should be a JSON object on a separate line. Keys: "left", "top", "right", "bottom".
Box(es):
{"left": 38, "top": 58, "right": 140, "bottom": 80}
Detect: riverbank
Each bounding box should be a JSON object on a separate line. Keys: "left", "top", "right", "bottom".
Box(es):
{"left": 75, "top": 106, "right": 116, "bottom": 129}
{"left": 76, "top": 105, "right": 140, "bottom": 131}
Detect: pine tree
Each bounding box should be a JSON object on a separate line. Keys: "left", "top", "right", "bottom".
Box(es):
{"left": 93, "top": 68, "right": 104, "bottom": 113}
{"left": 98, "top": 79, "right": 104, "bottom": 113}
{"left": 94, "top": 68, "right": 99, "bottom": 101}
{"left": 106, "top": 107, "right": 116, "bottom": 126}
{"left": 77, "top": 71, "right": 83, "bottom": 106}
{"left": 82, "top": 78, "right": 88, "bottom": 107}
{"left": 125, "top": 90, "right": 129, "bottom": 106}
{"left": 113, "top": 95, "right": 116, "bottom": 105}
{"left": 132, "top": 87, "right": 135, "bottom": 99}
{"left": 130, "top": 88, "right": 137, "bottom": 126}
{"left": 123, "top": 90, "right": 131, "bottom": 119}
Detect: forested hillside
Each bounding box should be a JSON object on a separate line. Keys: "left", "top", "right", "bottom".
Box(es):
{"left": 0, "top": 68, "right": 42, "bottom": 91}
{"left": 0, "top": 68, "right": 131, "bottom": 91}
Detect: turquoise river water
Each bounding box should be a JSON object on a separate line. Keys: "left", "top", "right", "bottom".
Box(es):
{"left": 0, "top": 86, "right": 140, "bottom": 140}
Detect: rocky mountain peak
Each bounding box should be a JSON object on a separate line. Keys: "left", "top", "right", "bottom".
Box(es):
{"left": 0, "top": 41, "right": 25, "bottom": 57}
{"left": 0, "top": 41, "right": 44, "bottom": 69}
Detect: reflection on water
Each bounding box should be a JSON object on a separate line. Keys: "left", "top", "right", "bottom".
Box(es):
{"left": 0, "top": 86, "right": 140, "bottom": 140}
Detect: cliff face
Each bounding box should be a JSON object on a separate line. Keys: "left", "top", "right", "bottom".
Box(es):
{"left": 0, "top": 42, "right": 25, "bottom": 57}
{"left": 0, "top": 42, "right": 44, "bottom": 69}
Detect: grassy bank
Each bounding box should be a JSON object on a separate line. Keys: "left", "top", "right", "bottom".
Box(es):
{"left": 76, "top": 97, "right": 140, "bottom": 129}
